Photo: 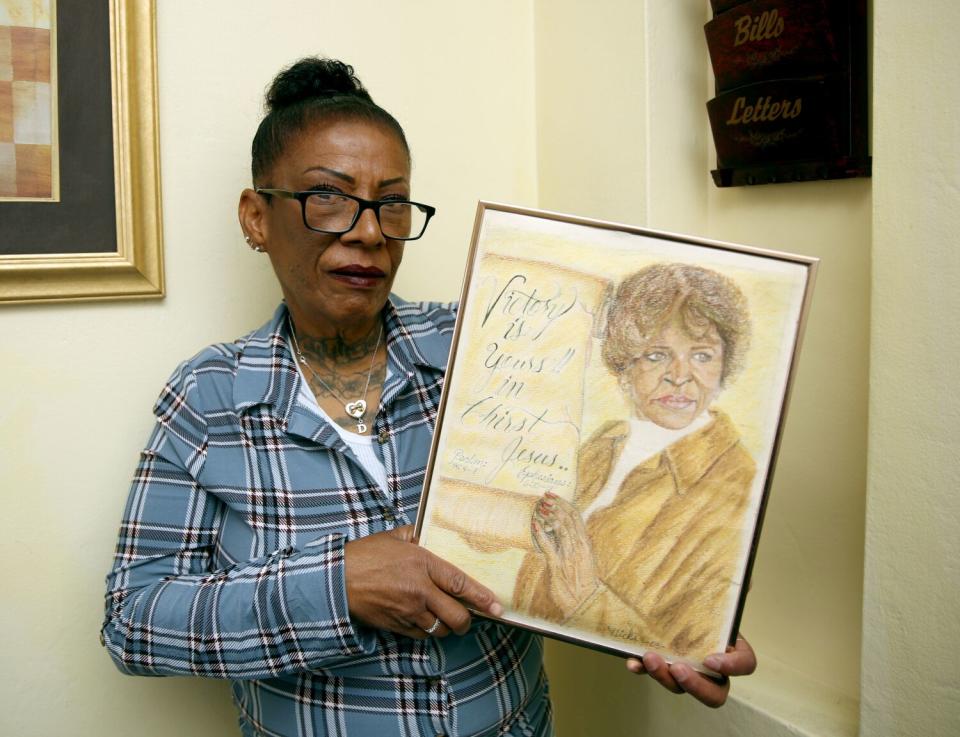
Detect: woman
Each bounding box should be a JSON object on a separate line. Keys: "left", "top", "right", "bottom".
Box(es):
{"left": 515, "top": 263, "right": 756, "bottom": 665}
{"left": 102, "top": 59, "right": 752, "bottom": 736}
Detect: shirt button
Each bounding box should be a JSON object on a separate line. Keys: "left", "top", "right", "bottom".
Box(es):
{"left": 377, "top": 429, "right": 389, "bottom": 444}
{"left": 383, "top": 509, "right": 396, "bottom": 522}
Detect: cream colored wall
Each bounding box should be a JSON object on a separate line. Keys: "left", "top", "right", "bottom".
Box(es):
{"left": 862, "top": 2, "right": 960, "bottom": 735}
{"left": 534, "top": 0, "right": 648, "bottom": 225}
{"left": 0, "top": 2, "right": 536, "bottom": 735}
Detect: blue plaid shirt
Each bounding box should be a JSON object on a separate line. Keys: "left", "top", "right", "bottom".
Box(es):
{"left": 102, "top": 298, "right": 551, "bottom": 737}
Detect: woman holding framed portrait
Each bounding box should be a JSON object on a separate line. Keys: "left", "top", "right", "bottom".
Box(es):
{"left": 101, "top": 57, "right": 754, "bottom": 737}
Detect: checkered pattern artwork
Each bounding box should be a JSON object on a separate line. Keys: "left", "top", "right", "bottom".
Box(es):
{"left": 0, "top": 0, "right": 56, "bottom": 199}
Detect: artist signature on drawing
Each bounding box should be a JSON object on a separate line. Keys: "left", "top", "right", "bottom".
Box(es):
{"left": 603, "top": 624, "right": 661, "bottom": 648}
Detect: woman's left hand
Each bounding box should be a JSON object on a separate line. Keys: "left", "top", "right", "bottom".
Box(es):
{"left": 625, "top": 634, "right": 757, "bottom": 708}
{"left": 532, "top": 492, "right": 600, "bottom": 619}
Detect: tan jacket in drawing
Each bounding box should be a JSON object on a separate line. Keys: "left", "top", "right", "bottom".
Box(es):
{"left": 513, "top": 410, "right": 756, "bottom": 659}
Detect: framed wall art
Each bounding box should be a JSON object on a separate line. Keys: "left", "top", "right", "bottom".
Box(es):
{"left": 0, "top": 0, "right": 162, "bottom": 304}
{"left": 416, "top": 202, "right": 817, "bottom": 673}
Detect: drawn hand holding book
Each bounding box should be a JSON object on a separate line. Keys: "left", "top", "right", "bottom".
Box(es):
{"left": 530, "top": 492, "right": 600, "bottom": 620}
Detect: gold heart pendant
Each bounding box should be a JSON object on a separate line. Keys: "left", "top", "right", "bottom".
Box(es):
{"left": 345, "top": 400, "right": 367, "bottom": 419}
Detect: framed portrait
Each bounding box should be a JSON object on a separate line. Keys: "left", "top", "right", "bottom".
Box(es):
{"left": 0, "top": 0, "right": 162, "bottom": 304}
{"left": 416, "top": 202, "right": 817, "bottom": 673}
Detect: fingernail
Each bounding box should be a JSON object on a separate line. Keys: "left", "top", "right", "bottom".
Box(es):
{"left": 546, "top": 491, "right": 557, "bottom": 498}
{"left": 626, "top": 658, "right": 643, "bottom": 674}
{"left": 704, "top": 655, "right": 722, "bottom": 671}
{"left": 489, "top": 602, "right": 504, "bottom": 617}
{"left": 671, "top": 664, "right": 690, "bottom": 683}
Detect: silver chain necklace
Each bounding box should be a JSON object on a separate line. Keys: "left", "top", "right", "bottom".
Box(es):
{"left": 288, "top": 315, "right": 383, "bottom": 434}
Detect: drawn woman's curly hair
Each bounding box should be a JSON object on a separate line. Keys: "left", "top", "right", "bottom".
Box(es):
{"left": 602, "top": 263, "right": 751, "bottom": 386}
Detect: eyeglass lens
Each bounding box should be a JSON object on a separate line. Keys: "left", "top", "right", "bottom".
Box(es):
{"left": 304, "top": 194, "right": 428, "bottom": 239}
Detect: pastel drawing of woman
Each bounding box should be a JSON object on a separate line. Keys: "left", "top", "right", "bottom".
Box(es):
{"left": 513, "top": 262, "right": 756, "bottom": 663}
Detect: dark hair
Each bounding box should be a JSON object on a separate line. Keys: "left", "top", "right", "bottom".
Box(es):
{"left": 602, "top": 263, "right": 751, "bottom": 386}
{"left": 251, "top": 57, "right": 410, "bottom": 184}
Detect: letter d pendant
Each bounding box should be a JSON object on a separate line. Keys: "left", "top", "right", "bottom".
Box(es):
{"left": 345, "top": 399, "right": 368, "bottom": 434}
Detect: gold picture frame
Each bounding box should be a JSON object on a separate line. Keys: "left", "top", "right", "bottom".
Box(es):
{"left": 416, "top": 202, "right": 817, "bottom": 673}
{"left": 0, "top": 0, "right": 162, "bottom": 304}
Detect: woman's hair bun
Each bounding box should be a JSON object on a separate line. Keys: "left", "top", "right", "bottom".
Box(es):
{"left": 265, "top": 57, "right": 373, "bottom": 112}
{"left": 251, "top": 56, "right": 408, "bottom": 183}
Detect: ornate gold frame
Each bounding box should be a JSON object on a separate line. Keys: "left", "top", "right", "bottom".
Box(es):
{"left": 0, "top": 0, "right": 163, "bottom": 304}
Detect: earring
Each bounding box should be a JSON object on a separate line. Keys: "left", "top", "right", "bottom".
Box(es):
{"left": 244, "top": 234, "right": 264, "bottom": 252}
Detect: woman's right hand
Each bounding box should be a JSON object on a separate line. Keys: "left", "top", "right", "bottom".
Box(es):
{"left": 344, "top": 525, "right": 502, "bottom": 639}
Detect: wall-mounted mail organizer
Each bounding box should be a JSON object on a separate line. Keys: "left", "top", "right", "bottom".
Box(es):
{"left": 705, "top": 0, "right": 870, "bottom": 187}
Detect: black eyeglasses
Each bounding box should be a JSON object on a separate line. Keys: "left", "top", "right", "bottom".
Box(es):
{"left": 255, "top": 188, "right": 436, "bottom": 241}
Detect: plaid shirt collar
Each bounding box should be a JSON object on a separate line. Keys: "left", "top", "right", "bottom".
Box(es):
{"left": 232, "top": 297, "right": 451, "bottom": 424}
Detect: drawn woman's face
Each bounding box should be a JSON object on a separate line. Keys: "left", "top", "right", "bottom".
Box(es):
{"left": 622, "top": 312, "right": 724, "bottom": 430}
